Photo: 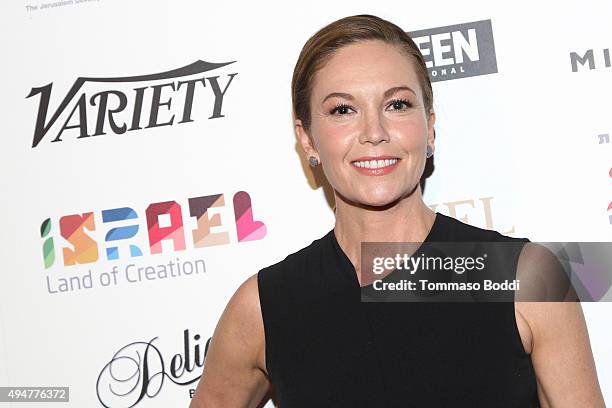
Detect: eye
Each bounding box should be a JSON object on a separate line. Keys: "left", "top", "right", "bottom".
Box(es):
{"left": 329, "top": 103, "right": 355, "bottom": 116}
{"left": 387, "top": 98, "right": 412, "bottom": 111}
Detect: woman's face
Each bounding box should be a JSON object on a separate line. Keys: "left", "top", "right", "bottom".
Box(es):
{"left": 296, "top": 39, "right": 435, "bottom": 207}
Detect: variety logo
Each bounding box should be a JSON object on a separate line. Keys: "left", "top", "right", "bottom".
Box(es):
{"left": 97, "top": 329, "right": 210, "bottom": 408}
{"left": 570, "top": 48, "right": 611, "bottom": 72}
{"left": 26, "top": 60, "right": 237, "bottom": 147}
{"left": 408, "top": 19, "right": 498, "bottom": 82}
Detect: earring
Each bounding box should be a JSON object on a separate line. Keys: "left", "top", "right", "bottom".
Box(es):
{"left": 308, "top": 156, "right": 319, "bottom": 167}
{"left": 426, "top": 145, "right": 434, "bottom": 158}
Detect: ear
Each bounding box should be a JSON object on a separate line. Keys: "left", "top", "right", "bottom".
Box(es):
{"left": 295, "top": 118, "right": 319, "bottom": 161}
{"left": 426, "top": 108, "right": 436, "bottom": 150}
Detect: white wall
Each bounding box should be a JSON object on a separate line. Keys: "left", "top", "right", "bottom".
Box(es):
{"left": 0, "top": 0, "right": 610, "bottom": 406}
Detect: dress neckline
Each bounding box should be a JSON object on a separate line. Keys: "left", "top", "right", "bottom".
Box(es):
{"left": 328, "top": 211, "right": 444, "bottom": 288}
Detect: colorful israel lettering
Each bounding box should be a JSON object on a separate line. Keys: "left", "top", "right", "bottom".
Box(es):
{"left": 41, "top": 191, "right": 266, "bottom": 268}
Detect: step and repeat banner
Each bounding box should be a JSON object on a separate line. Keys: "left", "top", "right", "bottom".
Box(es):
{"left": 0, "top": 0, "right": 610, "bottom": 406}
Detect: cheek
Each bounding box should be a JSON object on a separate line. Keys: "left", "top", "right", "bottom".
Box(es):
{"left": 315, "top": 125, "right": 354, "bottom": 160}
{"left": 393, "top": 118, "right": 428, "bottom": 148}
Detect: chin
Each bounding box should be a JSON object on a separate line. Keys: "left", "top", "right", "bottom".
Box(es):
{"left": 355, "top": 190, "right": 403, "bottom": 208}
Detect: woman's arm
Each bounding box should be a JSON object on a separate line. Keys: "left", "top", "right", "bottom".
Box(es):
{"left": 189, "top": 273, "right": 270, "bottom": 408}
{"left": 517, "top": 244, "right": 606, "bottom": 407}
{"left": 522, "top": 301, "right": 605, "bottom": 407}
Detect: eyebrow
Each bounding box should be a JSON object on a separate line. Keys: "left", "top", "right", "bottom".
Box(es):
{"left": 321, "top": 86, "right": 416, "bottom": 104}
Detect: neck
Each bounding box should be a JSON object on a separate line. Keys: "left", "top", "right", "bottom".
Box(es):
{"left": 332, "top": 188, "right": 436, "bottom": 277}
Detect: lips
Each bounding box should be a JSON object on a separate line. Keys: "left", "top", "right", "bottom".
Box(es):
{"left": 350, "top": 155, "right": 401, "bottom": 176}
{"left": 351, "top": 155, "right": 400, "bottom": 168}
{"left": 351, "top": 155, "right": 400, "bottom": 162}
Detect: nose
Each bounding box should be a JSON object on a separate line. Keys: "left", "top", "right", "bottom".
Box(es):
{"left": 359, "top": 109, "right": 390, "bottom": 145}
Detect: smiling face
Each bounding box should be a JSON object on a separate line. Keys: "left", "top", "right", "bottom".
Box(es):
{"left": 296, "top": 39, "right": 435, "bottom": 208}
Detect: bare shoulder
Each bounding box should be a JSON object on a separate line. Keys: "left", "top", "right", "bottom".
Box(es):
{"left": 189, "top": 273, "right": 269, "bottom": 408}
{"left": 516, "top": 242, "right": 561, "bottom": 276}
{"left": 514, "top": 242, "right": 581, "bottom": 355}
{"left": 218, "top": 273, "right": 267, "bottom": 370}
{"left": 514, "top": 244, "right": 605, "bottom": 407}
{"left": 516, "top": 242, "right": 579, "bottom": 302}
{"left": 222, "top": 273, "right": 266, "bottom": 349}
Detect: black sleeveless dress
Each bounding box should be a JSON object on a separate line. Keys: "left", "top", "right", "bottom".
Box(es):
{"left": 257, "top": 212, "right": 539, "bottom": 407}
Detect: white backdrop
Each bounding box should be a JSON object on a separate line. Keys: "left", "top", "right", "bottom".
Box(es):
{"left": 0, "top": 0, "right": 610, "bottom": 406}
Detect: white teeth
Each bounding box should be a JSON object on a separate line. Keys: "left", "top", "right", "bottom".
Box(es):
{"left": 353, "top": 158, "right": 398, "bottom": 169}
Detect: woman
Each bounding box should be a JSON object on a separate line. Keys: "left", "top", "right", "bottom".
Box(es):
{"left": 189, "top": 14, "right": 605, "bottom": 407}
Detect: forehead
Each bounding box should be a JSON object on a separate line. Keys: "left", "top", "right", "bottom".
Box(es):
{"left": 311, "top": 40, "right": 421, "bottom": 101}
